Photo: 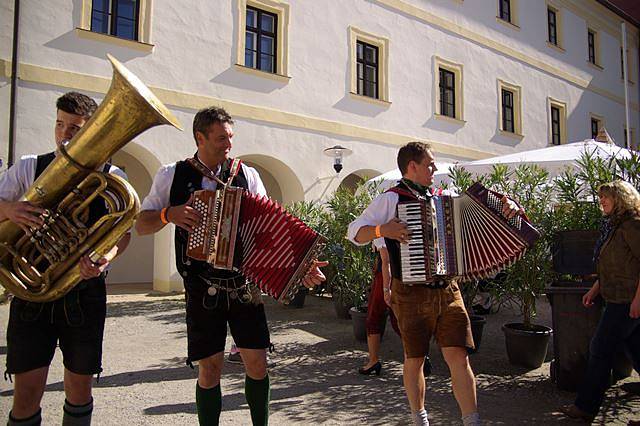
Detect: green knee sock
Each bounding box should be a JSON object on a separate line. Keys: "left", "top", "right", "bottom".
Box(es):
{"left": 244, "top": 375, "right": 270, "bottom": 426}
{"left": 196, "top": 382, "right": 222, "bottom": 426}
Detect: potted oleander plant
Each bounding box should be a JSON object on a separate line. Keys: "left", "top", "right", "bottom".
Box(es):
{"left": 324, "top": 181, "right": 382, "bottom": 339}
{"left": 451, "top": 164, "right": 555, "bottom": 368}
{"left": 284, "top": 200, "right": 328, "bottom": 308}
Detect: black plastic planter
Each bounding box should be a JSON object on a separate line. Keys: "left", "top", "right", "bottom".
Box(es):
{"left": 502, "top": 323, "right": 552, "bottom": 369}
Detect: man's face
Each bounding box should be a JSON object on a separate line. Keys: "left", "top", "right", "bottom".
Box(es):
{"left": 409, "top": 151, "right": 437, "bottom": 186}
{"left": 55, "top": 110, "right": 87, "bottom": 148}
{"left": 196, "top": 122, "right": 234, "bottom": 163}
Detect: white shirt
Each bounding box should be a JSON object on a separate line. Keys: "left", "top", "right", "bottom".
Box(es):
{"left": 140, "top": 162, "right": 267, "bottom": 211}
{"left": 347, "top": 187, "right": 455, "bottom": 246}
{"left": 0, "top": 154, "right": 128, "bottom": 202}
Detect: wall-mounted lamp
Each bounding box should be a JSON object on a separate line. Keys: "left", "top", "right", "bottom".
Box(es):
{"left": 323, "top": 145, "right": 352, "bottom": 173}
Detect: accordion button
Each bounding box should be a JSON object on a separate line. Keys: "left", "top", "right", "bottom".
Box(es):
{"left": 207, "top": 286, "right": 217, "bottom": 296}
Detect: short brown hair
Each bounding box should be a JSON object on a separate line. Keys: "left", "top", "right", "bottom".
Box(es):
{"left": 56, "top": 92, "right": 98, "bottom": 119}
{"left": 397, "top": 142, "right": 432, "bottom": 174}
{"left": 192, "top": 107, "right": 234, "bottom": 144}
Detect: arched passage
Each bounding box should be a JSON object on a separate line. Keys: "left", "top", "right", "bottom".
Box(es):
{"left": 239, "top": 154, "right": 304, "bottom": 205}
{"left": 338, "top": 168, "right": 382, "bottom": 193}
{"left": 109, "top": 148, "right": 154, "bottom": 286}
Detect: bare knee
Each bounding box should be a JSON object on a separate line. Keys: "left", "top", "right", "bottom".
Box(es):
{"left": 198, "top": 355, "right": 223, "bottom": 388}
{"left": 64, "top": 369, "right": 93, "bottom": 406}
{"left": 443, "top": 347, "right": 471, "bottom": 371}
{"left": 12, "top": 368, "right": 48, "bottom": 418}
{"left": 240, "top": 349, "right": 267, "bottom": 380}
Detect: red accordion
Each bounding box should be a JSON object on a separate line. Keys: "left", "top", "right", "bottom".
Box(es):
{"left": 187, "top": 187, "right": 325, "bottom": 303}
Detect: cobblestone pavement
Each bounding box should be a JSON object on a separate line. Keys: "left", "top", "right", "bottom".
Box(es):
{"left": 0, "top": 287, "right": 638, "bottom": 425}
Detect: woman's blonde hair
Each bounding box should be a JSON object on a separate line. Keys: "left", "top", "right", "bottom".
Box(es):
{"left": 598, "top": 180, "right": 640, "bottom": 218}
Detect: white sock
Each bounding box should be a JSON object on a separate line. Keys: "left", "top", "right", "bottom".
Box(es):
{"left": 462, "top": 412, "right": 480, "bottom": 426}
{"left": 413, "top": 408, "right": 429, "bottom": 426}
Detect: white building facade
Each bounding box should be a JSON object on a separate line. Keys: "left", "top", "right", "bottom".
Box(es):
{"left": 1, "top": 0, "right": 638, "bottom": 289}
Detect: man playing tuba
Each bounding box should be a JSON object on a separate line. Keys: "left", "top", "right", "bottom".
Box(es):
{"left": 0, "top": 92, "right": 131, "bottom": 426}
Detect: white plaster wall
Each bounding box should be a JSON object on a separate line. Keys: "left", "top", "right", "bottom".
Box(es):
{"left": 5, "top": 0, "right": 638, "bottom": 160}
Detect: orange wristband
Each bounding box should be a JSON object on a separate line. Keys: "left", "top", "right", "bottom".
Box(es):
{"left": 374, "top": 225, "right": 382, "bottom": 238}
{"left": 160, "top": 207, "right": 169, "bottom": 224}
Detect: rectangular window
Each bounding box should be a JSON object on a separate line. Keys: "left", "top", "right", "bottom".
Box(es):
{"left": 439, "top": 68, "right": 456, "bottom": 118}
{"left": 548, "top": 8, "right": 558, "bottom": 46}
{"left": 245, "top": 6, "right": 278, "bottom": 73}
{"left": 551, "top": 106, "right": 561, "bottom": 145}
{"left": 591, "top": 118, "right": 599, "bottom": 139}
{"left": 501, "top": 89, "right": 515, "bottom": 133}
{"left": 356, "top": 41, "right": 379, "bottom": 99}
{"left": 91, "top": 0, "right": 139, "bottom": 41}
{"left": 499, "top": 0, "right": 511, "bottom": 23}
{"left": 588, "top": 30, "right": 596, "bottom": 64}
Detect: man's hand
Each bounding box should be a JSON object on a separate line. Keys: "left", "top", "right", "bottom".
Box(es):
{"left": 0, "top": 201, "right": 45, "bottom": 230}
{"left": 501, "top": 196, "right": 524, "bottom": 220}
{"left": 382, "top": 218, "right": 410, "bottom": 244}
{"left": 167, "top": 198, "right": 201, "bottom": 233}
{"left": 630, "top": 297, "right": 640, "bottom": 319}
{"left": 79, "top": 255, "right": 109, "bottom": 280}
{"left": 302, "top": 260, "right": 329, "bottom": 289}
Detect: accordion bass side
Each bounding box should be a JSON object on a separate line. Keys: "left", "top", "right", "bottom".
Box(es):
{"left": 187, "top": 187, "right": 325, "bottom": 303}
{"left": 397, "top": 182, "right": 540, "bottom": 284}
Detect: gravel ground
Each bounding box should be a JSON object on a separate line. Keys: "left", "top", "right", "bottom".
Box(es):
{"left": 0, "top": 286, "right": 638, "bottom": 425}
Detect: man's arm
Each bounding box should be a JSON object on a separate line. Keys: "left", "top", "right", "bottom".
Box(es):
{"left": 79, "top": 232, "right": 131, "bottom": 279}
{"left": 136, "top": 204, "right": 201, "bottom": 235}
{"left": 347, "top": 192, "right": 410, "bottom": 245}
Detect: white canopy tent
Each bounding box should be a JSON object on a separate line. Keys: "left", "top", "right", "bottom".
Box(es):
{"left": 368, "top": 139, "right": 634, "bottom": 189}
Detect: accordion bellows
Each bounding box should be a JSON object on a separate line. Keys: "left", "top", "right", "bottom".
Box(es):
{"left": 187, "top": 188, "right": 325, "bottom": 303}
{"left": 397, "top": 182, "right": 540, "bottom": 284}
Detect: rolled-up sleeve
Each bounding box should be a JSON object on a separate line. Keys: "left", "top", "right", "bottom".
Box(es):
{"left": 243, "top": 164, "right": 267, "bottom": 197}
{"left": 0, "top": 156, "right": 36, "bottom": 202}
{"left": 346, "top": 192, "right": 398, "bottom": 246}
{"left": 140, "top": 164, "right": 176, "bottom": 211}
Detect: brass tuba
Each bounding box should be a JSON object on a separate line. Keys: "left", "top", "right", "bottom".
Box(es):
{"left": 0, "top": 54, "right": 182, "bottom": 302}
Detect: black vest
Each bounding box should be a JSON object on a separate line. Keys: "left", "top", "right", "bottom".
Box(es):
{"left": 35, "top": 152, "right": 110, "bottom": 226}
{"left": 169, "top": 158, "right": 249, "bottom": 281}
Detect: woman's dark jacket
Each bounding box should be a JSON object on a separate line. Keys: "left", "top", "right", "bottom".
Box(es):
{"left": 597, "top": 213, "right": 640, "bottom": 303}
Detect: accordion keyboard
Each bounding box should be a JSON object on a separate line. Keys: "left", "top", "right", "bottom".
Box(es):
{"left": 398, "top": 203, "right": 429, "bottom": 284}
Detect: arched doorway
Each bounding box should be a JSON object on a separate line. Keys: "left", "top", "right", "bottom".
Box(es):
{"left": 338, "top": 169, "right": 382, "bottom": 193}
{"left": 239, "top": 154, "right": 304, "bottom": 205}
{"left": 108, "top": 149, "right": 154, "bottom": 286}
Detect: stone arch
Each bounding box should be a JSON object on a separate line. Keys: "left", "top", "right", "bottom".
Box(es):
{"left": 338, "top": 168, "right": 382, "bottom": 193}
{"left": 238, "top": 154, "right": 304, "bottom": 205}
{"left": 109, "top": 147, "right": 155, "bottom": 286}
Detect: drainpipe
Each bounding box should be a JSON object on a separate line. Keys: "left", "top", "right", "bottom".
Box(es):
{"left": 8, "top": 0, "right": 20, "bottom": 168}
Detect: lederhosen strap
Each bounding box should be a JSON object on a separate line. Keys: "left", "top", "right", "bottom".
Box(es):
{"left": 186, "top": 156, "right": 243, "bottom": 188}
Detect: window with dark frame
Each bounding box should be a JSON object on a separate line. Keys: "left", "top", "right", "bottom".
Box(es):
{"left": 501, "top": 89, "right": 515, "bottom": 133}
{"left": 499, "top": 0, "right": 511, "bottom": 23}
{"left": 245, "top": 6, "right": 278, "bottom": 73}
{"left": 356, "top": 41, "right": 379, "bottom": 99}
{"left": 91, "top": 0, "right": 139, "bottom": 41}
{"left": 551, "top": 106, "right": 561, "bottom": 145}
{"left": 591, "top": 118, "right": 599, "bottom": 139}
{"left": 439, "top": 68, "right": 456, "bottom": 118}
{"left": 548, "top": 8, "right": 558, "bottom": 46}
{"left": 588, "top": 30, "right": 596, "bottom": 64}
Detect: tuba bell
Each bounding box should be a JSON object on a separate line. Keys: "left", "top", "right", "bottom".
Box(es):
{"left": 0, "top": 54, "right": 182, "bottom": 302}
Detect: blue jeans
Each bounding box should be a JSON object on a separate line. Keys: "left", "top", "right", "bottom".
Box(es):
{"left": 575, "top": 302, "right": 640, "bottom": 415}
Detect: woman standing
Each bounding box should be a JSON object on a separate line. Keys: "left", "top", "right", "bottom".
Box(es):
{"left": 561, "top": 180, "right": 640, "bottom": 422}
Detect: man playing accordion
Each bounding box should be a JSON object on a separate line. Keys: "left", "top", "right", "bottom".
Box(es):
{"left": 135, "top": 107, "right": 325, "bottom": 426}
{"left": 348, "top": 142, "right": 522, "bottom": 426}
